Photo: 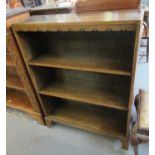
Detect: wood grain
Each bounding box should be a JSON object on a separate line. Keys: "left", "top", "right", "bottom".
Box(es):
{"left": 29, "top": 54, "right": 131, "bottom": 76}
{"left": 76, "top": 0, "right": 140, "bottom": 12}
{"left": 39, "top": 81, "right": 129, "bottom": 110}
{"left": 7, "top": 88, "right": 33, "bottom": 113}
{"left": 6, "top": 53, "right": 15, "bottom": 67}
{"left": 45, "top": 101, "right": 127, "bottom": 138}
{"left": 6, "top": 74, "right": 24, "bottom": 91}
{"left": 6, "top": 9, "right": 44, "bottom": 124}
{"left": 12, "top": 11, "right": 142, "bottom": 149}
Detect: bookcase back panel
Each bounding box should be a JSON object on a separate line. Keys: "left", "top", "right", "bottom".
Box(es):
{"left": 18, "top": 31, "right": 135, "bottom": 72}
{"left": 31, "top": 66, "right": 131, "bottom": 90}
{"left": 29, "top": 66, "right": 130, "bottom": 112}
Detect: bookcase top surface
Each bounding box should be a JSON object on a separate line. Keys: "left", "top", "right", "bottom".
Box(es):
{"left": 13, "top": 9, "right": 143, "bottom": 26}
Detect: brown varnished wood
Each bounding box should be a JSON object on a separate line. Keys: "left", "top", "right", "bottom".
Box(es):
{"left": 6, "top": 9, "right": 44, "bottom": 124}
{"left": 28, "top": 54, "right": 131, "bottom": 76}
{"left": 7, "top": 88, "right": 45, "bottom": 125}
{"left": 6, "top": 74, "right": 24, "bottom": 91}
{"left": 39, "top": 82, "right": 129, "bottom": 111}
{"left": 20, "top": 30, "right": 135, "bottom": 77}
{"left": 45, "top": 100, "right": 127, "bottom": 139}
{"left": 126, "top": 20, "right": 142, "bottom": 136}
{"left": 12, "top": 10, "right": 143, "bottom": 32}
{"left": 76, "top": 0, "right": 140, "bottom": 13}
{"left": 6, "top": 53, "right": 15, "bottom": 67}
{"left": 7, "top": 88, "right": 33, "bottom": 113}
{"left": 12, "top": 10, "right": 142, "bottom": 149}
{"left": 31, "top": 67, "right": 130, "bottom": 111}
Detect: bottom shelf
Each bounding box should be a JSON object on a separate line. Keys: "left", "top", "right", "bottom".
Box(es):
{"left": 45, "top": 99, "right": 127, "bottom": 138}
{"left": 6, "top": 88, "right": 33, "bottom": 113}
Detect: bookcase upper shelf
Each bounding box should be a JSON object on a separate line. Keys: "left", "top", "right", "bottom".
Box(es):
{"left": 28, "top": 54, "right": 131, "bottom": 76}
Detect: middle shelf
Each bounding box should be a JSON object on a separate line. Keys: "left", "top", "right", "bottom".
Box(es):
{"left": 39, "top": 82, "right": 129, "bottom": 110}
{"left": 31, "top": 66, "right": 130, "bottom": 111}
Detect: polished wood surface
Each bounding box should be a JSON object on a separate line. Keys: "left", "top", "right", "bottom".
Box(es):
{"left": 39, "top": 82, "right": 129, "bottom": 111}
{"left": 6, "top": 53, "right": 15, "bottom": 67}
{"left": 15, "top": 9, "right": 143, "bottom": 24}
{"left": 29, "top": 54, "right": 131, "bottom": 76}
{"left": 6, "top": 74, "right": 24, "bottom": 91}
{"left": 76, "top": 0, "right": 140, "bottom": 12}
{"left": 45, "top": 101, "right": 127, "bottom": 138}
{"left": 13, "top": 10, "right": 143, "bottom": 32}
{"left": 7, "top": 89, "right": 33, "bottom": 113}
{"left": 13, "top": 11, "right": 142, "bottom": 149}
{"left": 6, "top": 9, "right": 44, "bottom": 124}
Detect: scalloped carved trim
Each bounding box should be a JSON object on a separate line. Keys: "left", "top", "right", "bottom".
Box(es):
{"left": 13, "top": 24, "right": 136, "bottom": 32}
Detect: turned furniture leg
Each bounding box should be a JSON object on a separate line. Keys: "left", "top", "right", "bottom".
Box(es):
{"left": 130, "top": 90, "right": 149, "bottom": 155}
{"left": 134, "top": 144, "right": 139, "bottom": 155}
{"left": 146, "top": 37, "right": 149, "bottom": 62}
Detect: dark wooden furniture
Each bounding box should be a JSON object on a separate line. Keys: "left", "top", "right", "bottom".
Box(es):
{"left": 6, "top": 8, "right": 44, "bottom": 124}
{"left": 12, "top": 10, "right": 143, "bottom": 150}
{"left": 76, "top": 0, "right": 140, "bottom": 12}
{"left": 130, "top": 89, "right": 149, "bottom": 155}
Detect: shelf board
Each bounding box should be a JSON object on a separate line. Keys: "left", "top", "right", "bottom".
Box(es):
{"left": 6, "top": 53, "right": 15, "bottom": 67}
{"left": 6, "top": 75, "right": 24, "bottom": 91}
{"left": 46, "top": 103, "right": 126, "bottom": 138}
{"left": 28, "top": 54, "right": 131, "bottom": 76}
{"left": 39, "top": 82, "right": 129, "bottom": 110}
{"left": 6, "top": 89, "right": 33, "bottom": 113}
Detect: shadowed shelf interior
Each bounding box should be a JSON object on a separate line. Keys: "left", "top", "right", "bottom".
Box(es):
{"left": 12, "top": 10, "right": 142, "bottom": 149}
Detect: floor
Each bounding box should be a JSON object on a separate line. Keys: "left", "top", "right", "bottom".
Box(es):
{"left": 6, "top": 47, "right": 149, "bottom": 155}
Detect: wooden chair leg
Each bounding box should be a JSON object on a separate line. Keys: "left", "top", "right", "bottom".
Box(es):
{"left": 147, "top": 38, "right": 149, "bottom": 62}
{"left": 134, "top": 144, "right": 139, "bottom": 155}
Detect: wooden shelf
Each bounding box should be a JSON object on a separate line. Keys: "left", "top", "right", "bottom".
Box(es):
{"left": 6, "top": 53, "right": 15, "bottom": 67}
{"left": 39, "top": 82, "right": 129, "bottom": 110}
{"left": 6, "top": 89, "right": 33, "bottom": 113}
{"left": 12, "top": 11, "right": 141, "bottom": 149}
{"left": 29, "top": 54, "right": 131, "bottom": 76}
{"left": 46, "top": 102, "right": 126, "bottom": 138}
{"left": 6, "top": 75, "right": 24, "bottom": 91}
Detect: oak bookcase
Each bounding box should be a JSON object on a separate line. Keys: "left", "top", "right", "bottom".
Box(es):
{"left": 6, "top": 9, "right": 44, "bottom": 124}
{"left": 12, "top": 10, "right": 143, "bottom": 149}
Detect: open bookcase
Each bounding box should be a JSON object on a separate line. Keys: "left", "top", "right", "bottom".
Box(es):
{"left": 6, "top": 9, "right": 44, "bottom": 124}
{"left": 12, "top": 10, "right": 142, "bottom": 150}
